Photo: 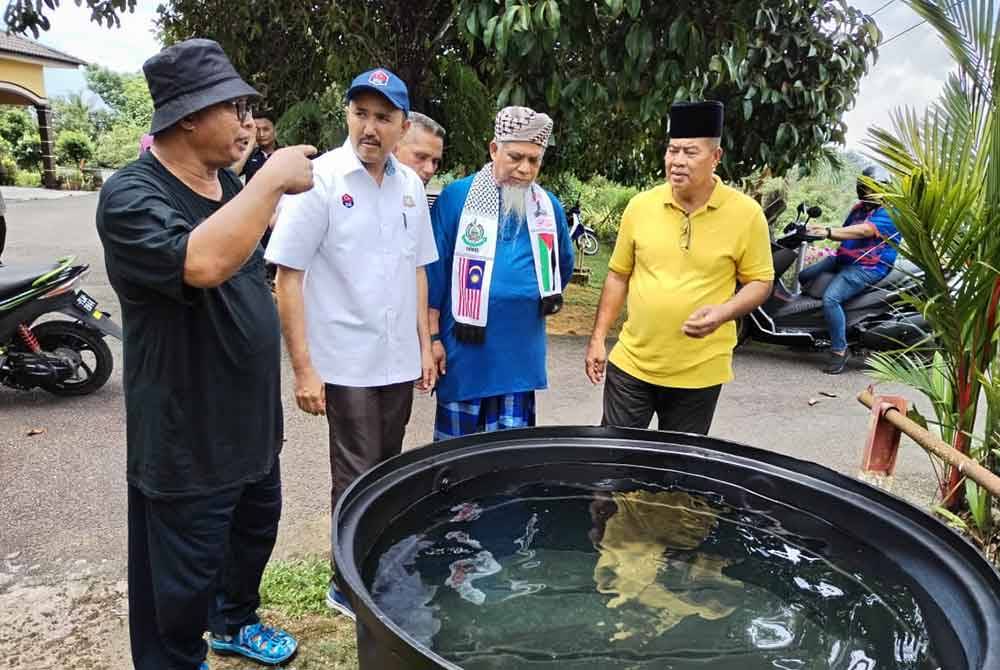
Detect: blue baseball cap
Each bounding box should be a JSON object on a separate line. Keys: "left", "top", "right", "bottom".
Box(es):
{"left": 346, "top": 68, "right": 410, "bottom": 116}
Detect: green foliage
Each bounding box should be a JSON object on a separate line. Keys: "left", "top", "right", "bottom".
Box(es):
{"left": 94, "top": 123, "right": 145, "bottom": 168}
{"left": 84, "top": 66, "right": 154, "bottom": 130}
{"left": 0, "top": 106, "right": 42, "bottom": 171}
{"left": 460, "top": 0, "right": 880, "bottom": 183}
{"left": 15, "top": 1, "right": 877, "bottom": 185}
{"left": 56, "top": 130, "right": 95, "bottom": 167}
{"left": 864, "top": 0, "right": 1000, "bottom": 539}
{"left": 543, "top": 172, "right": 640, "bottom": 241}
{"left": 276, "top": 84, "right": 348, "bottom": 152}
{"left": 423, "top": 59, "right": 495, "bottom": 175}
{"left": 4, "top": 0, "right": 137, "bottom": 38}
{"left": 258, "top": 558, "right": 332, "bottom": 618}
{"left": 14, "top": 171, "right": 42, "bottom": 187}
{"left": 52, "top": 93, "right": 96, "bottom": 138}
{"left": 0, "top": 150, "right": 17, "bottom": 186}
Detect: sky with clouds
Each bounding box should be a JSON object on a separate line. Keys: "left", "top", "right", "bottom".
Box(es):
{"left": 32, "top": 0, "right": 953, "bottom": 151}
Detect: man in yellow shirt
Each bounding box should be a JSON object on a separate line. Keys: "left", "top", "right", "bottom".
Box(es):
{"left": 585, "top": 101, "right": 773, "bottom": 434}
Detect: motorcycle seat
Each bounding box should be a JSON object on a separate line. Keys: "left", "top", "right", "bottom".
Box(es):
{"left": 0, "top": 261, "right": 64, "bottom": 299}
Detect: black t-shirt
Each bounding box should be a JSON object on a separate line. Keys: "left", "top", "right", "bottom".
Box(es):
{"left": 97, "top": 151, "right": 282, "bottom": 498}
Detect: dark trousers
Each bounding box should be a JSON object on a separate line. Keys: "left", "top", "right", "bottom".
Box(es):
{"left": 127, "top": 458, "right": 282, "bottom": 670}
{"left": 0, "top": 214, "right": 6, "bottom": 262}
{"left": 326, "top": 381, "right": 414, "bottom": 562}
{"left": 602, "top": 362, "right": 722, "bottom": 435}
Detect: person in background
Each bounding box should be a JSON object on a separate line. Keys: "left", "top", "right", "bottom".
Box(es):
{"left": 394, "top": 111, "right": 445, "bottom": 199}
{"left": 138, "top": 133, "right": 153, "bottom": 156}
{"left": 97, "top": 38, "right": 315, "bottom": 670}
{"left": 802, "top": 166, "right": 901, "bottom": 374}
{"left": 585, "top": 101, "right": 773, "bottom": 435}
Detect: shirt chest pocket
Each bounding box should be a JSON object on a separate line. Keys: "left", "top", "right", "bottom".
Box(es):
{"left": 399, "top": 220, "right": 417, "bottom": 258}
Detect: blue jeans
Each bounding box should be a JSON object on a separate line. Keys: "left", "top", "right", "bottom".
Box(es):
{"left": 798, "top": 256, "right": 882, "bottom": 353}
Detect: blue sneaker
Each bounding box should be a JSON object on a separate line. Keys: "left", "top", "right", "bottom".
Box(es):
{"left": 326, "top": 584, "right": 356, "bottom": 620}
{"left": 208, "top": 622, "right": 297, "bottom": 665}
{"left": 200, "top": 664, "right": 208, "bottom": 670}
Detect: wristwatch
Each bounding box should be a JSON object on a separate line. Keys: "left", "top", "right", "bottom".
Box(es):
{"left": 430, "top": 333, "right": 441, "bottom": 343}
{"left": 826, "top": 227, "right": 832, "bottom": 240}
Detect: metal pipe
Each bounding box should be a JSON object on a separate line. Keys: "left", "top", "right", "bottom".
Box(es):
{"left": 857, "top": 390, "right": 1000, "bottom": 498}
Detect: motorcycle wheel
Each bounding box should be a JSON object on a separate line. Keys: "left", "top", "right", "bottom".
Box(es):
{"left": 32, "top": 321, "right": 114, "bottom": 396}
{"left": 580, "top": 232, "right": 599, "bottom": 256}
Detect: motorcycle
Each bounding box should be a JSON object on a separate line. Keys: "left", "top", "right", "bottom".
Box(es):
{"left": 566, "top": 201, "right": 600, "bottom": 256}
{"left": 0, "top": 256, "right": 121, "bottom": 396}
{"left": 737, "top": 203, "right": 931, "bottom": 352}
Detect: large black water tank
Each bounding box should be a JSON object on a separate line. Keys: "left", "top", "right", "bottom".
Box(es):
{"left": 334, "top": 427, "right": 1000, "bottom": 669}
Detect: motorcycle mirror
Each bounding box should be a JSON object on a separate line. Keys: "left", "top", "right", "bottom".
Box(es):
{"left": 796, "top": 202, "right": 806, "bottom": 215}
{"left": 807, "top": 206, "right": 823, "bottom": 219}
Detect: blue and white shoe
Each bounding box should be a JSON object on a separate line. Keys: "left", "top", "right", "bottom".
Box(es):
{"left": 208, "top": 622, "right": 297, "bottom": 665}
{"left": 326, "top": 584, "right": 356, "bottom": 620}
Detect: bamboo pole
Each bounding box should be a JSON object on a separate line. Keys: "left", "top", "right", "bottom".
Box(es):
{"left": 858, "top": 390, "right": 1000, "bottom": 498}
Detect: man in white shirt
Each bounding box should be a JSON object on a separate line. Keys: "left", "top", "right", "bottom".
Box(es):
{"left": 265, "top": 67, "right": 437, "bottom": 618}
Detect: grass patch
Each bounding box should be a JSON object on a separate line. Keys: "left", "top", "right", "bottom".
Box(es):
{"left": 211, "top": 557, "right": 358, "bottom": 669}
{"left": 259, "top": 557, "right": 333, "bottom": 618}
{"left": 566, "top": 244, "right": 613, "bottom": 310}
{"left": 548, "top": 244, "right": 625, "bottom": 336}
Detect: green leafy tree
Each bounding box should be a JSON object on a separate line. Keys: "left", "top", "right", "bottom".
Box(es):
{"left": 459, "top": 0, "right": 880, "bottom": 182}
{"left": 52, "top": 93, "right": 96, "bottom": 138}
{"left": 865, "top": 0, "right": 1000, "bottom": 544}
{"left": 0, "top": 106, "right": 42, "bottom": 171}
{"left": 94, "top": 123, "right": 144, "bottom": 168}
{"left": 84, "top": 66, "right": 154, "bottom": 130}
{"left": 56, "top": 130, "right": 95, "bottom": 169}
{"left": 12, "top": 1, "right": 879, "bottom": 184}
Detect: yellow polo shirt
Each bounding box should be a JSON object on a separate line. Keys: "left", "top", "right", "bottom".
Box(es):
{"left": 608, "top": 178, "right": 773, "bottom": 388}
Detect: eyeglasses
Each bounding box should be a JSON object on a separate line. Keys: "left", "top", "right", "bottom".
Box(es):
{"left": 680, "top": 214, "right": 692, "bottom": 252}
{"left": 230, "top": 98, "right": 254, "bottom": 123}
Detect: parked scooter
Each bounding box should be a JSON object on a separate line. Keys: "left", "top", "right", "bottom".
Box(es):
{"left": 0, "top": 256, "right": 121, "bottom": 396}
{"left": 738, "top": 203, "right": 931, "bottom": 352}
{"left": 566, "top": 201, "right": 600, "bottom": 256}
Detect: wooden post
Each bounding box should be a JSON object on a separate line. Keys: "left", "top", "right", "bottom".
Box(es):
{"left": 857, "top": 389, "right": 1000, "bottom": 498}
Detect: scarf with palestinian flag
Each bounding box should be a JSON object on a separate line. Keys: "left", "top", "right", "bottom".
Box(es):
{"left": 451, "top": 162, "right": 563, "bottom": 344}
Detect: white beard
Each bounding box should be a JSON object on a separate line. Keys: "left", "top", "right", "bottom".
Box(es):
{"left": 500, "top": 184, "right": 530, "bottom": 222}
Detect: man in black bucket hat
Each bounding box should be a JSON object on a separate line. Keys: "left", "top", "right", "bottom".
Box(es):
{"left": 96, "top": 38, "right": 316, "bottom": 669}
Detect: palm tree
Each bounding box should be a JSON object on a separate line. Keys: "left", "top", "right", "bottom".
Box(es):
{"left": 864, "top": 0, "right": 1000, "bottom": 537}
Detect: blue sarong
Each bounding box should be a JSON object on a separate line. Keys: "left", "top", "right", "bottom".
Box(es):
{"left": 433, "top": 392, "right": 536, "bottom": 441}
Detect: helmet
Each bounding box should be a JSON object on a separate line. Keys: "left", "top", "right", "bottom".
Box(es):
{"left": 858, "top": 165, "right": 890, "bottom": 200}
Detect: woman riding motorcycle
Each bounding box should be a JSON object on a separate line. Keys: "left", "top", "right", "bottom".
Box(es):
{"left": 800, "top": 166, "right": 900, "bottom": 375}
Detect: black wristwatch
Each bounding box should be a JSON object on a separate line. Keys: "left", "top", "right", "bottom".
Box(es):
{"left": 826, "top": 227, "right": 832, "bottom": 240}
{"left": 430, "top": 333, "right": 441, "bottom": 343}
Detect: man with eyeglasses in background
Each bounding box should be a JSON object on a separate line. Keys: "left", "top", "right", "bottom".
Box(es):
{"left": 97, "top": 38, "right": 316, "bottom": 669}
{"left": 584, "top": 101, "right": 773, "bottom": 435}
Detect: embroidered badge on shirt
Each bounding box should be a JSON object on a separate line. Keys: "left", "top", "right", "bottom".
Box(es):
{"left": 368, "top": 70, "right": 390, "bottom": 87}
{"left": 342, "top": 194, "right": 355, "bottom": 209}
{"left": 403, "top": 195, "right": 415, "bottom": 208}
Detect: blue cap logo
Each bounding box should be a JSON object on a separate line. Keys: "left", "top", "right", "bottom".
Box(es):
{"left": 348, "top": 67, "right": 410, "bottom": 116}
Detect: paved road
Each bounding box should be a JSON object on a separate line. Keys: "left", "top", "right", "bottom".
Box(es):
{"left": 0, "top": 194, "right": 937, "bottom": 667}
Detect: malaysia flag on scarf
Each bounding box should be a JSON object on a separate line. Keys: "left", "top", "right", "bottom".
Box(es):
{"left": 458, "top": 258, "right": 486, "bottom": 319}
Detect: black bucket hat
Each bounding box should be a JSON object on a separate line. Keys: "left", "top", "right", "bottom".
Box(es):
{"left": 143, "top": 38, "right": 260, "bottom": 134}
